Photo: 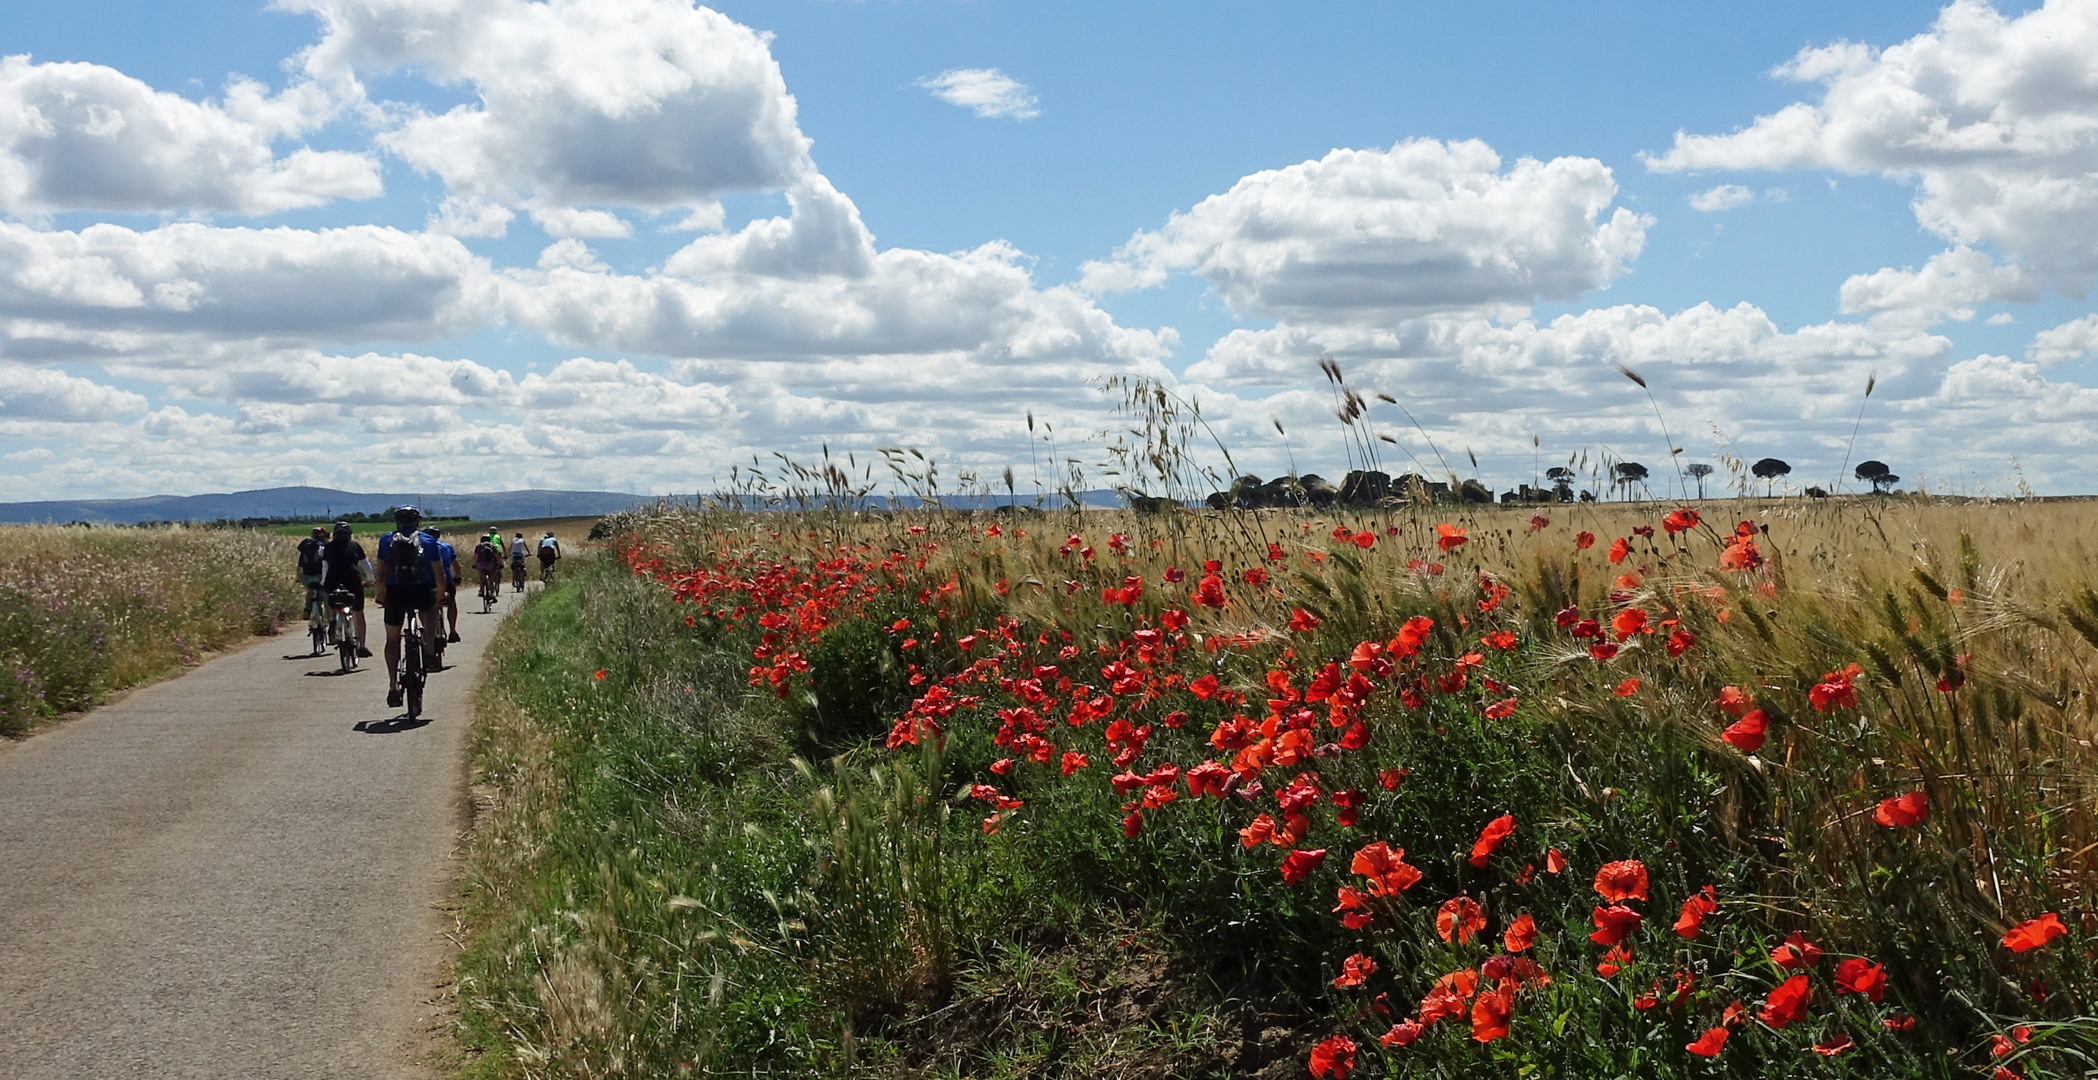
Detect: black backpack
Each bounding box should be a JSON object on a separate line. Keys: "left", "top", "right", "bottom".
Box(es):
{"left": 297, "top": 537, "right": 326, "bottom": 576}
{"left": 384, "top": 531, "right": 431, "bottom": 586}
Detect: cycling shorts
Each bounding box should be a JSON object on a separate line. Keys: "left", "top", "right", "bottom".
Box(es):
{"left": 329, "top": 588, "right": 366, "bottom": 612}
{"left": 382, "top": 583, "right": 438, "bottom": 627}
{"left": 300, "top": 572, "right": 326, "bottom": 589}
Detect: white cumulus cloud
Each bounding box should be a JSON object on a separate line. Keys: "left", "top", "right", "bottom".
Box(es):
{"left": 1082, "top": 139, "right": 1649, "bottom": 324}
{"left": 2028, "top": 313, "right": 2098, "bottom": 366}
{"left": 1689, "top": 184, "right": 1756, "bottom": 211}
{"left": 0, "top": 54, "right": 377, "bottom": 217}
{"left": 1837, "top": 246, "right": 2039, "bottom": 328}
{"left": 917, "top": 68, "right": 1040, "bottom": 120}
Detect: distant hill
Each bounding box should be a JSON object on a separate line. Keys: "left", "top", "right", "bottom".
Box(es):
{"left": 0, "top": 486, "right": 659, "bottom": 525}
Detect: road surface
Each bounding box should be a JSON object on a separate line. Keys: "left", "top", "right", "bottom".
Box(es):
{"left": 0, "top": 588, "right": 521, "bottom": 1079}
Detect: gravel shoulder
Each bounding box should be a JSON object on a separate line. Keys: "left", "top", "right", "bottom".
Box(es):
{"left": 0, "top": 587, "right": 521, "bottom": 1080}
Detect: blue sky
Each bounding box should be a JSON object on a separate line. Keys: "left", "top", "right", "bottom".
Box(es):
{"left": 2, "top": 0, "right": 2096, "bottom": 498}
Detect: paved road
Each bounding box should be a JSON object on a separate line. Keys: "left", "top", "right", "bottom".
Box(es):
{"left": 0, "top": 586, "right": 523, "bottom": 1080}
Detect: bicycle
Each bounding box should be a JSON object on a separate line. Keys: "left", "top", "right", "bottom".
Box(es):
{"left": 304, "top": 581, "right": 328, "bottom": 655}
{"left": 328, "top": 587, "right": 360, "bottom": 673}
{"left": 511, "top": 557, "right": 527, "bottom": 593}
{"left": 480, "top": 572, "right": 500, "bottom": 614}
{"left": 399, "top": 607, "right": 429, "bottom": 719}
{"left": 540, "top": 559, "right": 558, "bottom": 586}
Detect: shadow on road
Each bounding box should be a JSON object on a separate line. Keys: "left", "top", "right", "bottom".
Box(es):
{"left": 354, "top": 716, "right": 432, "bottom": 734}
{"left": 303, "top": 668, "right": 366, "bottom": 678}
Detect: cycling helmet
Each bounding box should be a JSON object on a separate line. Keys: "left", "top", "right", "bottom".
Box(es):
{"left": 394, "top": 505, "right": 421, "bottom": 522}
{"left": 422, "top": 526, "right": 442, "bottom": 539}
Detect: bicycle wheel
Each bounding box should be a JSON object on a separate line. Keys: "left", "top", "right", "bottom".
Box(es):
{"left": 339, "top": 636, "right": 356, "bottom": 672}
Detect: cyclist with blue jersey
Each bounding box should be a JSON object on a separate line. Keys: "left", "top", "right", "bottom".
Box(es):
{"left": 375, "top": 506, "right": 447, "bottom": 709}
{"left": 421, "top": 525, "right": 464, "bottom": 644}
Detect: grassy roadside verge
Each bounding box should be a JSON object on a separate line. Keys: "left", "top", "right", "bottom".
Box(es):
{"left": 451, "top": 555, "right": 1257, "bottom": 1079}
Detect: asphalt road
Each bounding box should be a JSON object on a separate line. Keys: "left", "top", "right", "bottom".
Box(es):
{"left": 0, "top": 584, "right": 522, "bottom": 1080}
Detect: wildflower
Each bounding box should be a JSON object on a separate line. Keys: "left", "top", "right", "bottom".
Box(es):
{"left": 1390, "top": 615, "right": 1435, "bottom": 658}
{"left": 1481, "top": 630, "right": 1516, "bottom": 650}
{"left": 1471, "top": 979, "right": 1515, "bottom": 1042}
{"left": 1163, "top": 566, "right": 1185, "bottom": 583}
{"left": 1186, "top": 760, "right": 1229, "bottom": 798}
{"left": 1380, "top": 1019, "right": 1423, "bottom": 1047}
{"left": 1715, "top": 686, "right": 1754, "bottom": 715}
{"left": 1418, "top": 972, "right": 1475, "bottom": 1024}
{"left": 989, "top": 758, "right": 1012, "bottom": 775}
{"left": 1289, "top": 608, "right": 1322, "bottom": 632}
{"left": 2002, "top": 913, "right": 2067, "bottom": 953}
{"left": 1353, "top": 842, "right": 1422, "bottom": 896}
{"left": 1239, "top": 813, "right": 1276, "bottom": 849}
{"left": 1194, "top": 573, "right": 1227, "bottom": 608}
{"left": 1808, "top": 663, "right": 1862, "bottom": 711}
{"left": 1992, "top": 1027, "right": 2034, "bottom": 1057}
{"left": 1607, "top": 537, "right": 1631, "bottom": 564}
{"left": 1611, "top": 608, "right": 1648, "bottom": 639}
{"left": 1590, "top": 905, "right": 1641, "bottom": 946}
{"left": 1060, "top": 751, "right": 1088, "bottom": 776}
{"left": 1307, "top": 1034, "right": 1356, "bottom": 1079}
{"left": 1874, "top": 790, "right": 1928, "bottom": 827}
{"left": 1686, "top": 1027, "right": 1728, "bottom": 1057}
{"left": 1437, "top": 896, "right": 1486, "bottom": 944}
{"left": 1771, "top": 931, "right": 1822, "bottom": 970}
{"left": 1675, "top": 886, "right": 1718, "bottom": 939}
{"left": 1834, "top": 958, "right": 1886, "bottom": 1003}
{"left": 1883, "top": 1013, "right": 1917, "bottom": 1032}
{"left": 1266, "top": 542, "right": 1286, "bottom": 561}
{"left": 1333, "top": 952, "right": 1378, "bottom": 988}
{"left": 1188, "top": 673, "right": 1220, "bottom": 700}
{"left": 1504, "top": 913, "right": 1537, "bottom": 952}
{"left": 1529, "top": 514, "right": 1550, "bottom": 531}
{"left": 1280, "top": 848, "right": 1328, "bottom": 885}
{"left": 1334, "top": 886, "right": 1375, "bottom": 929}
{"left": 1759, "top": 974, "right": 1812, "bottom": 1028}
{"left": 1662, "top": 508, "right": 1699, "bottom": 535}
{"left": 1587, "top": 641, "right": 1619, "bottom": 661}
{"left": 1721, "top": 710, "right": 1767, "bottom": 752}
{"left": 1243, "top": 567, "right": 1269, "bottom": 587}
{"left": 1353, "top": 531, "right": 1376, "bottom": 549}
{"left": 1435, "top": 523, "right": 1468, "bottom": 552}
{"left": 1575, "top": 531, "right": 1596, "bottom": 550}
{"left": 1546, "top": 849, "right": 1567, "bottom": 874}
{"left": 1379, "top": 768, "right": 1406, "bottom": 790}
{"left": 1811, "top": 1032, "right": 1853, "bottom": 1057}
{"left": 1593, "top": 860, "right": 1649, "bottom": 903}
{"left": 1483, "top": 696, "right": 1518, "bottom": 719}
{"left": 1469, "top": 814, "right": 1516, "bottom": 867}
{"left": 1614, "top": 678, "right": 1639, "bottom": 697}
{"left": 593, "top": 669, "right": 606, "bottom": 680}
{"left": 1595, "top": 944, "right": 1633, "bottom": 977}
{"left": 1666, "top": 629, "right": 1696, "bottom": 656}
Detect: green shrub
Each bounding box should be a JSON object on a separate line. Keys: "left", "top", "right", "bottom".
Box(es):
{"left": 804, "top": 617, "right": 908, "bottom": 754}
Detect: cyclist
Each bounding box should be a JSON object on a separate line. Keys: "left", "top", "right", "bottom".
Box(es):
{"left": 508, "top": 532, "right": 529, "bottom": 592}
{"left": 375, "top": 506, "right": 447, "bottom": 709}
{"left": 472, "top": 533, "right": 503, "bottom": 606}
{"left": 321, "top": 522, "right": 372, "bottom": 657}
{"left": 296, "top": 526, "right": 328, "bottom": 652}
{"left": 421, "top": 525, "right": 463, "bottom": 644}
{"left": 537, "top": 531, "right": 561, "bottom": 581}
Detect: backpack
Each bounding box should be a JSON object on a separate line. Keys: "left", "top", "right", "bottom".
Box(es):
{"left": 297, "top": 537, "right": 326, "bottom": 576}
{"left": 474, "top": 541, "right": 500, "bottom": 570}
{"left": 382, "top": 531, "right": 432, "bottom": 586}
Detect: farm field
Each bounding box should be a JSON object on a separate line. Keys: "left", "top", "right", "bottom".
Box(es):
{"left": 0, "top": 526, "right": 303, "bottom": 737}
{"left": 456, "top": 495, "right": 2098, "bottom": 1079}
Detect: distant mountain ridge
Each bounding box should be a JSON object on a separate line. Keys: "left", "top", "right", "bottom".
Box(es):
{"left": 0, "top": 486, "right": 659, "bottom": 525}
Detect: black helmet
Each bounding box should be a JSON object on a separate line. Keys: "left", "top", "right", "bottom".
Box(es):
{"left": 394, "top": 505, "right": 421, "bottom": 521}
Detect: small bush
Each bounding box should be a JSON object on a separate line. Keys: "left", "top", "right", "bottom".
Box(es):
{"left": 805, "top": 617, "right": 909, "bottom": 753}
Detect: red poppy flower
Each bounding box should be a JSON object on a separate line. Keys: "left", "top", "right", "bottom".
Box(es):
{"left": 1239, "top": 813, "right": 1276, "bottom": 849}
{"left": 1833, "top": 957, "right": 1886, "bottom": 1003}
{"left": 1195, "top": 573, "right": 1227, "bottom": 608}
{"left": 1607, "top": 537, "right": 1631, "bottom": 564}
{"left": 1350, "top": 531, "right": 1375, "bottom": 549}
{"left": 1470, "top": 979, "right": 1515, "bottom": 1043}
{"left": 1380, "top": 1019, "right": 1423, "bottom": 1047}
{"left": 1874, "top": 790, "right": 1928, "bottom": 827}
{"left": 1333, "top": 952, "right": 1378, "bottom": 988}
{"left": 593, "top": 669, "right": 607, "bottom": 680}
{"left": 989, "top": 758, "right": 1012, "bottom": 775}
{"left": 1771, "top": 931, "right": 1822, "bottom": 970}
{"left": 1721, "top": 710, "right": 1767, "bottom": 752}
{"left": 1243, "top": 567, "right": 1269, "bottom": 587}
{"left": 1435, "top": 523, "right": 1468, "bottom": 552}
{"left": 1812, "top": 1032, "right": 1853, "bottom": 1057}
{"left": 1666, "top": 629, "right": 1696, "bottom": 656}
{"left": 1378, "top": 768, "right": 1406, "bottom": 790}
{"left": 1593, "top": 859, "right": 1650, "bottom": 903}
{"left": 1307, "top": 1034, "right": 1356, "bottom": 1079}
{"left": 1437, "top": 896, "right": 1486, "bottom": 944}
{"left": 1808, "top": 663, "right": 1863, "bottom": 711}
{"left": 1587, "top": 641, "right": 1619, "bottom": 661}
{"left": 1662, "top": 508, "right": 1700, "bottom": 535}
{"left": 1481, "top": 630, "right": 1517, "bottom": 650}
{"left": 1061, "top": 751, "right": 1088, "bottom": 776}
{"left": 1529, "top": 514, "right": 1550, "bottom": 531}
{"left": 1595, "top": 944, "right": 1633, "bottom": 977}
{"left": 1288, "top": 608, "right": 1322, "bottom": 633}
{"left": 1390, "top": 615, "right": 1435, "bottom": 658}
{"left": 1715, "top": 686, "right": 1755, "bottom": 716}
{"left": 1686, "top": 1026, "right": 1728, "bottom": 1057}
{"left": 1759, "top": 974, "right": 1812, "bottom": 1029}
{"left": 1163, "top": 566, "right": 1186, "bottom": 583}
{"left": 1589, "top": 905, "right": 1641, "bottom": 945}
{"left": 1333, "top": 885, "right": 1375, "bottom": 929}
{"left": 1352, "top": 842, "right": 1423, "bottom": 896}
{"left": 1280, "top": 848, "right": 1328, "bottom": 885}
{"left": 1546, "top": 848, "right": 1567, "bottom": 874}
{"left": 2002, "top": 913, "right": 2067, "bottom": 953}
{"left": 1614, "top": 678, "right": 1640, "bottom": 697}
{"left": 1483, "top": 696, "right": 1519, "bottom": 719}
{"left": 1883, "top": 1013, "right": 1917, "bottom": 1032}
{"left": 1611, "top": 608, "right": 1649, "bottom": 640}
{"left": 1469, "top": 814, "right": 1516, "bottom": 867}
{"left": 1992, "top": 1027, "right": 2034, "bottom": 1058}
{"left": 1674, "top": 885, "right": 1717, "bottom": 939}
{"left": 1575, "top": 531, "right": 1596, "bottom": 550}
{"left": 1504, "top": 913, "right": 1537, "bottom": 952}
